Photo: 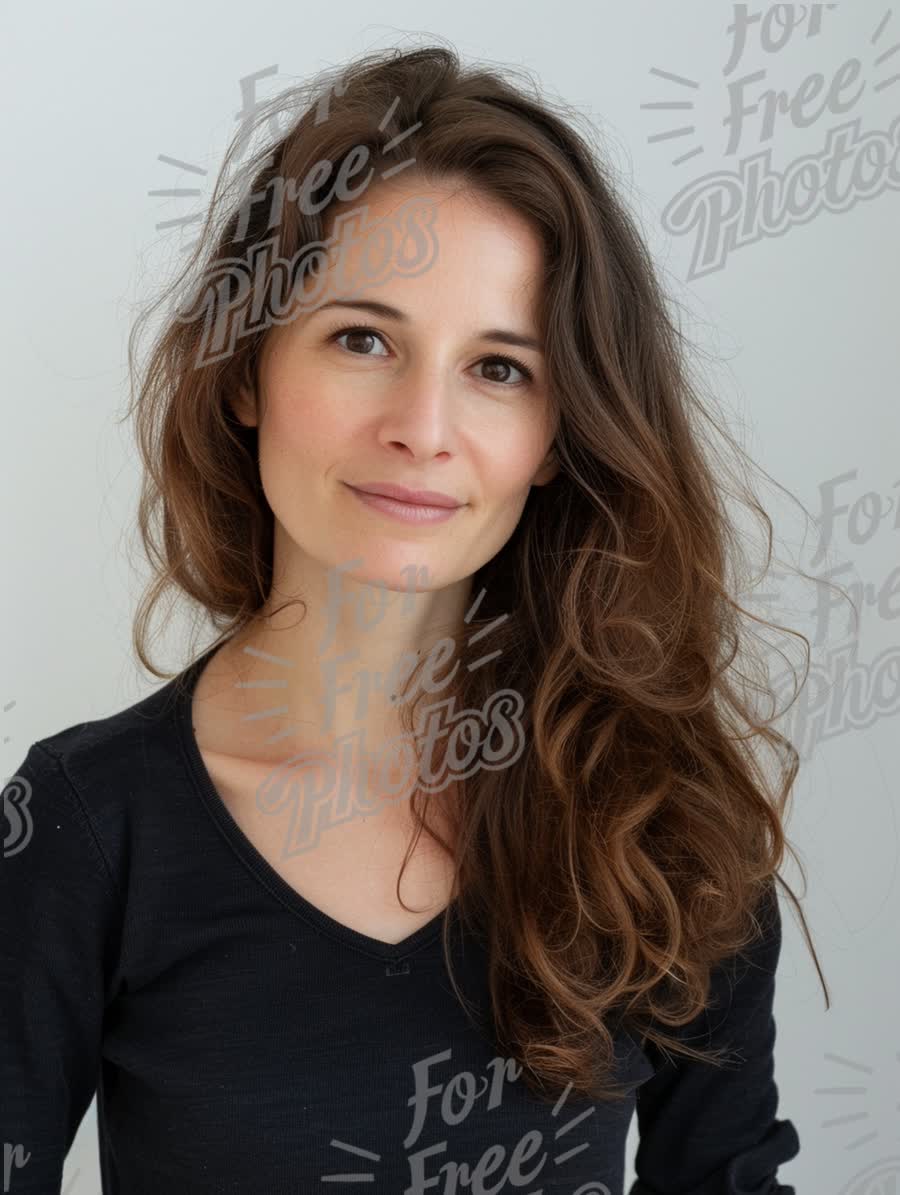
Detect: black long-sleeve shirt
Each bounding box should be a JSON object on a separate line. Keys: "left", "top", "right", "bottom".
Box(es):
{"left": 1, "top": 644, "right": 801, "bottom": 1193}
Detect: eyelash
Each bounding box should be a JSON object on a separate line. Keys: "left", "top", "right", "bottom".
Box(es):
{"left": 326, "top": 323, "right": 535, "bottom": 386}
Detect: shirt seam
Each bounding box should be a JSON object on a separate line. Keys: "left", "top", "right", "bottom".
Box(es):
{"left": 29, "top": 739, "right": 126, "bottom": 917}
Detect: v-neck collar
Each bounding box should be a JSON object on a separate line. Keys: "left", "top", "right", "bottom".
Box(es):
{"left": 172, "top": 641, "right": 454, "bottom": 962}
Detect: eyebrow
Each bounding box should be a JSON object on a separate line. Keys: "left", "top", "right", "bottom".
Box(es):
{"left": 312, "top": 298, "right": 544, "bottom": 354}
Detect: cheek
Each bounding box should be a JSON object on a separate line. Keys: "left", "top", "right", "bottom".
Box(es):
{"left": 478, "top": 429, "right": 550, "bottom": 493}
{"left": 259, "top": 386, "right": 353, "bottom": 473}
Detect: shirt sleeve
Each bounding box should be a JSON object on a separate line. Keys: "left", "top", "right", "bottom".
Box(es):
{"left": 1, "top": 741, "right": 122, "bottom": 1193}
{"left": 628, "top": 881, "right": 801, "bottom": 1195}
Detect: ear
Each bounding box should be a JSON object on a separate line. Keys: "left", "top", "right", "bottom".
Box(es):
{"left": 229, "top": 357, "right": 259, "bottom": 428}
{"left": 230, "top": 382, "right": 258, "bottom": 428}
{"left": 531, "top": 447, "right": 560, "bottom": 487}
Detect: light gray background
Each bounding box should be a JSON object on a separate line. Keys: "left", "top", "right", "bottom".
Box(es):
{"left": 2, "top": 2, "right": 898, "bottom": 1192}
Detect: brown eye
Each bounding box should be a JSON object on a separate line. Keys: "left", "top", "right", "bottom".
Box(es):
{"left": 330, "top": 325, "right": 389, "bottom": 356}
{"left": 478, "top": 355, "right": 534, "bottom": 386}
{"left": 327, "top": 325, "right": 534, "bottom": 388}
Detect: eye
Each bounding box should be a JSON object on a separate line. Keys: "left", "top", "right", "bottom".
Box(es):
{"left": 475, "top": 355, "right": 534, "bottom": 387}
{"left": 329, "top": 325, "right": 390, "bottom": 358}
{"left": 326, "top": 324, "right": 535, "bottom": 387}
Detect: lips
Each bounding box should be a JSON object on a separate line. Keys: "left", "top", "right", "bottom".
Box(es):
{"left": 346, "top": 482, "right": 464, "bottom": 508}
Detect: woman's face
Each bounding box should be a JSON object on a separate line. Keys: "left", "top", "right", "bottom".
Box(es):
{"left": 231, "top": 175, "right": 559, "bottom": 603}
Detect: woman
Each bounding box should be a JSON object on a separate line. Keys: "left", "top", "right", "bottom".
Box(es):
{"left": 2, "top": 42, "right": 830, "bottom": 1194}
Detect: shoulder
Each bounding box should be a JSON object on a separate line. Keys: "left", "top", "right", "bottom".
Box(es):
{"left": 648, "top": 880, "right": 785, "bottom": 1059}
{"left": 32, "top": 673, "right": 177, "bottom": 784}
{"left": 7, "top": 674, "right": 186, "bottom": 890}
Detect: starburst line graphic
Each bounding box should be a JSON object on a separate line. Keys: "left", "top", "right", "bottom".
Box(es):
{"left": 319, "top": 1075, "right": 596, "bottom": 1185}
{"left": 231, "top": 585, "right": 509, "bottom": 745}
{"left": 149, "top": 86, "right": 421, "bottom": 256}
{"left": 815, "top": 1049, "right": 900, "bottom": 1151}
{"left": 2, "top": 698, "right": 15, "bottom": 744}
{"left": 642, "top": 7, "right": 899, "bottom": 171}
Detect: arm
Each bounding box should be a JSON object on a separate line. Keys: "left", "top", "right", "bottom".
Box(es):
{"left": 1, "top": 742, "right": 122, "bottom": 1193}
{"left": 628, "top": 882, "right": 801, "bottom": 1195}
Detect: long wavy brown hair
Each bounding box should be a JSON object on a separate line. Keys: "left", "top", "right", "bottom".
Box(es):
{"left": 125, "top": 39, "right": 837, "bottom": 1106}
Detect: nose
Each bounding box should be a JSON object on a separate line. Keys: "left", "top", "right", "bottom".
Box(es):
{"left": 374, "top": 358, "right": 461, "bottom": 460}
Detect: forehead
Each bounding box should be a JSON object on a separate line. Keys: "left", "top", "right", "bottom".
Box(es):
{"left": 314, "top": 175, "right": 546, "bottom": 319}
{"left": 326, "top": 172, "right": 538, "bottom": 243}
